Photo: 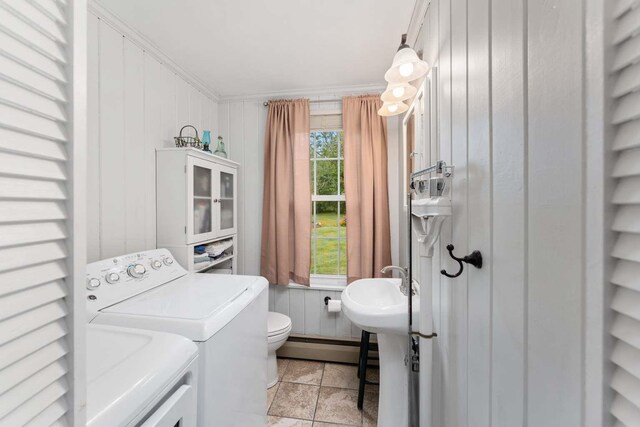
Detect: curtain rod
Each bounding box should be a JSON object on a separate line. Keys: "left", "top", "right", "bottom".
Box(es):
{"left": 262, "top": 99, "right": 342, "bottom": 107}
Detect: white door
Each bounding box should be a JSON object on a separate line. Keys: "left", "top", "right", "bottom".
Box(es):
{"left": 214, "top": 164, "right": 237, "bottom": 237}
{"left": 609, "top": 1, "right": 640, "bottom": 424}
{"left": 0, "top": 0, "right": 86, "bottom": 425}
{"left": 187, "top": 156, "right": 216, "bottom": 243}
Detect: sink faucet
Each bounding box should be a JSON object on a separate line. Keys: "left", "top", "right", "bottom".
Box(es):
{"left": 380, "top": 265, "right": 414, "bottom": 296}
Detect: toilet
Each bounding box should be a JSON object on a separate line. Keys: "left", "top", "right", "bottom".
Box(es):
{"left": 267, "top": 312, "right": 292, "bottom": 388}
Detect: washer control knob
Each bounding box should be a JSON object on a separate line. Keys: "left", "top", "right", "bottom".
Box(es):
{"left": 105, "top": 272, "right": 120, "bottom": 284}
{"left": 127, "top": 263, "right": 146, "bottom": 279}
{"left": 163, "top": 257, "right": 174, "bottom": 266}
{"left": 87, "top": 278, "right": 101, "bottom": 290}
{"left": 151, "top": 260, "right": 163, "bottom": 270}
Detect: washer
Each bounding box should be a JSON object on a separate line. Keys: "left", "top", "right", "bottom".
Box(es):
{"left": 86, "top": 248, "right": 268, "bottom": 427}
{"left": 86, "top": 324, "right": 198, "bottom": 427}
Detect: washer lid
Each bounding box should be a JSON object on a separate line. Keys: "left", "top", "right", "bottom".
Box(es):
{"left": 86, "top": 324, "right": 197, "bottom": 427}
{"left": 268, "top": 312, "right": 292, "bottom": 336}
{"left": 94, "top": 274, "right": 268, "bottom": 341}
{"left": 101, "top": 274, "right": 250, "bottom": 320}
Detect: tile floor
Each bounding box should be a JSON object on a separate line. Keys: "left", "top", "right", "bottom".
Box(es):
{"left": 267, "top": 358, "right": 380, "bottom": 427}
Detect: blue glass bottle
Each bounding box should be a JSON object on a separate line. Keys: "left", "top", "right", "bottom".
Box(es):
{"left": 202, "top": 130, "right": 212, "bottom": 153}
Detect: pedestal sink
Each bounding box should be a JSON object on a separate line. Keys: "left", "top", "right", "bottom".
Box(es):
{"left": 341, "top": 278, "right": 419, "bottom": 427}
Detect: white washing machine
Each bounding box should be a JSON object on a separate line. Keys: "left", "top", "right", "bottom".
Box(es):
{"left": 86, "top": 248, "right": 268, "bottom": 427}
{"left": 86, "top": 324, "right": 198, "bottom": 427}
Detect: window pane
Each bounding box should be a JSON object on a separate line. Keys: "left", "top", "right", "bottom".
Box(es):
{"left": 317, "top": 160, "right": 339, "bottom": 195}
{"left": 339, "top": 201, "right": 346, "bottom": 237}
{"left": 315, "top": 238, "right": 339, "bottom": 275}
{"left": 314, "top": 131, "right": 341, "bottom": 158}
{"left": 310, "top": 132, "right": 316, "bottom": 159}
{"left": 310, "top": 160, "right": 315, "bottom": 194}
{"left": 339, "top": 239, "right": 347, "bottom": 275}
{"left": 315, "top": 202, "right": 339, "bottom": 238}
{"left": 339, "top": 159, "right": 344, "bottom": 195}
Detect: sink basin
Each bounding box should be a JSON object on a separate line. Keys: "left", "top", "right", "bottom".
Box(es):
{"left": 341, "top": 278, "right": 418, "bottom": 334}
{"left": 341, "top": 278, "right": 419, "bottom": 427}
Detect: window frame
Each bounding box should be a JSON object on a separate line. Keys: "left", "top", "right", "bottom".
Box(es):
{"left": 309, "top": 114, "right": 346, "bottom": 282}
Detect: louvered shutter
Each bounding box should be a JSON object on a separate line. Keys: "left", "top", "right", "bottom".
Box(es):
{"left": 610, "top": 1, "right": 640, "bottom": 425}
{"left": 0, "top": 0, "right": 80, "bottom": 425}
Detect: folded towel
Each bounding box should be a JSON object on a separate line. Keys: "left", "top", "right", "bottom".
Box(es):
{"left": 194, "top": 253, "right": 210, "bottom": 263}
{"left": 205, "top": 239, "right": 233, "bottom": 257}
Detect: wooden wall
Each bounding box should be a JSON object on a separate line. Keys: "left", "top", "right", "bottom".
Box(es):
{"left": 87, "top": 12, "right": 218, "bottom": 261}
{"left": 403, "top": 0, "right": 602, "bottom": 426}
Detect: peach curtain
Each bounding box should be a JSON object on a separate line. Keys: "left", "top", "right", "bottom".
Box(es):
{"left": 343, "top": 95, "right": 392, "bottom": 283}
{"left": 260, "top": 99, "right": 311, "bottom": 285}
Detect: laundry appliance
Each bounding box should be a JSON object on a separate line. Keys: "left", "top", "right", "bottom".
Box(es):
{"left": 86, "top": 324, "right": 198, "bottom": 427}
{"left": 86, "top": 249, "right": 268, "bottom": 426}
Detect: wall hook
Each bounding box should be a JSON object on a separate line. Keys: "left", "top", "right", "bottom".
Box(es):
{"left": 440, "top": 244, "right": 482, "bottom": 278}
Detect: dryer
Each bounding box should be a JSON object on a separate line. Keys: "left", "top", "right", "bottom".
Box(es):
{"left": 86, "top": 324, "right": 198, "bottom": 427}
{"left": 86, "top": 249, "right": 268, "bottom": 427}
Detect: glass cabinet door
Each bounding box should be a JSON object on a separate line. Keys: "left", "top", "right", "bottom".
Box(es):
{"left": 215, "top": 165, "right": 236, "bottom": 236}
{"left": 188, "top": 157, "right": 216, "bottom": 243}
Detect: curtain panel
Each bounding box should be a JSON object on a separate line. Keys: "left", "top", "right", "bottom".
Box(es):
{"left": 260, "top": 99, "right": 312, "bottom": 285}
{"left": 343, "top": 95, "right": 392, "bottom": 283}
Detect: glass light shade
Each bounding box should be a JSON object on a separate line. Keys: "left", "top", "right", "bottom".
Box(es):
{"left": 381, "top": 82, "right": 417, "bottom": 102}
{"left": 378, "top": 101, "right": 409, "bottom": 117}
{"left": 384, "top": 47, "right": 429, "bottom": 83}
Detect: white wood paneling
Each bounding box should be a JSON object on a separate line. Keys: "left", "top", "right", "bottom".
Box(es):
{"left": 490, "top": 0, "right": 526, "bottom": 424}
{"left": 87, "top": 12, "right": 218, "bottom": 260}
{"left": 123, "top": 38, "right": 145, "bottom": 254}
{"left": 466, "top": 0, "right": 492, "bottom": 423}
{"left": 87, "top": 13, "right": 100, "bottom": 262}
{"left": 449, "top": 0, "right": 469, "bottom": 423}
{"left": 527, "top": 1, "right": 584, "bottom": 425}
{"left": 405, "top": 0, "right": 598, "bottom": 425}
{"left": 269, "top": 285, "right": 356, "bottom": 339}
{"left": 98, "top": 21, "right": 125, "bottom": 258}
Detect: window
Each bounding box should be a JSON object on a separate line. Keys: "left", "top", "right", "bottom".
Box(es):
{"left": 310, "top": 115, "right": 346, "bottom": 277}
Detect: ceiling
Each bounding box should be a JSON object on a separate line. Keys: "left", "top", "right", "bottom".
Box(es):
{"left": 97, "top": 0, "right": 416, "bottom": 98}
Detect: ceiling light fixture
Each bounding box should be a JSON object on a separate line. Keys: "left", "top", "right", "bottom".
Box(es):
{"left": 384, "top": 34, "right": 429, "bottom": 84}
{"left": 381, "top": 82, "right": 417, "bottom": 103}
{"left": 378, "top": 101, "right": 409, "bottom": 117}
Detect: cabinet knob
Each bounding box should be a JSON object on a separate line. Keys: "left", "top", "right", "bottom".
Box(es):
{"left": 213, "top": 199, "right": 219, "bottom": 203}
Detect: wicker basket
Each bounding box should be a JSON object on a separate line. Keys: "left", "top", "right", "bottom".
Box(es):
{"left": 174, "top": 125, "right": 202, "bottom": 148}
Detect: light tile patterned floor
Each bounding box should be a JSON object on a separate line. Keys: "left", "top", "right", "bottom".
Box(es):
{"left": 267, "top": 358, "right": 379, "bottom": 427}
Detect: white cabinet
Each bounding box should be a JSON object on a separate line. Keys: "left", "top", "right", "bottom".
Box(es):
{"left": 156, "top": 148, "right": 238, "bottom": 273}
{"left": 187, "top": 155, "right": 237, "bottom": 242}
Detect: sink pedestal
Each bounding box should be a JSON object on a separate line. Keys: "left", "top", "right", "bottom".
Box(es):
{"left": 340, "top": 278, "right": 418, "bottom": 427}
{"left": 377, "top": 332, "right": 409, "bottom": 427}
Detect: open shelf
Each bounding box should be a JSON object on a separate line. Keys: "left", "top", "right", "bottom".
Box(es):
{"left": 193, "top": 253, "right": 235, "bottom": 273}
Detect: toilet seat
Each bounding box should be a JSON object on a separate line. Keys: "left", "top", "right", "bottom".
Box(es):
{"left": 268, "top": 312, "right": 292, "bottom": 337}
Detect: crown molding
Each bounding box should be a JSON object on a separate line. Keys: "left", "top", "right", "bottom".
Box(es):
{"left": 219, "top": 83, "right": 386, "bottom": 103}
{"left": 406, "top": 0, "right": 430, "bottom": 47}
{"left": 88, "top": 0, "right": 220, "bottom": 101}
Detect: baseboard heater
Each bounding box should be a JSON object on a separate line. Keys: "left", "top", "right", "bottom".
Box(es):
{"left": 277, "top": 334, "right": 379, "bottom": 365}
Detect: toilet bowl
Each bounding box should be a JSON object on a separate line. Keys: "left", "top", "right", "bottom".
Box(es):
{"left": 267, "top": 312, "right": 292, "bottom": 388}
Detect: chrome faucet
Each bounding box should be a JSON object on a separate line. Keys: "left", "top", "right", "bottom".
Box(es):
{"left": 381, "top": 265, "right": 414, "bottom": 296}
